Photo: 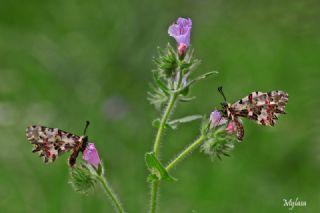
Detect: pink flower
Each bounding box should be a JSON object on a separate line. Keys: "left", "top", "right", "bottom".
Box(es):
{"left": 168, "top": 17, "right": 192, "bottom": 47}
{"left": 83, "top": 143, "right": 101, "bottom": 168}
{"left": 226, "top": 121, "right": 237, "bottom": 134}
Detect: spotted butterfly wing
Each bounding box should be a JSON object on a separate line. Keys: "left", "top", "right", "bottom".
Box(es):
{"left": 223, "top": 90, "right": 289, "bottom": 141}
{"left": 25, "top": 125, "right": 88, "bottom": 167}
{"left": 231, "top": 91, "right": 288, "bottom": 126}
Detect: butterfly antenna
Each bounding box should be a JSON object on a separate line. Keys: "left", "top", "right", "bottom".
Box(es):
{"left": 83, "top": 121, "right": 90, "bottom": 135}
{"left": 218, "top": 86, "right": 227, "bottom": 102}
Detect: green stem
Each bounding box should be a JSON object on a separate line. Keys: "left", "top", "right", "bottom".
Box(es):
{"left": 149, "top": 92, "right": 177, "bottom": 213}
{"left": 153, "top": 93, "right": 177, "bottom": 155}
{"left": 96, "top": 175, "right": 125, "bottom": 213}
{"left": 150, "top": 181, "right": 160, "bottom": 213}
{"left": 166, "top": 135, "right": 206, "bottom": 172}
{"left": 150, "top": 67, "right": 183, "bottom": 213}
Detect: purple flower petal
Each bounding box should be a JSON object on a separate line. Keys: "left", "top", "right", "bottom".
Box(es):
{"left": 176, "top": 18, "right": 192, "bottom": 28}
{"left": 83, "top": 143, "right": 101, "bottom": 168}
{"left": 168, "top": 17, "right": 192, "bottom": 47}
{"left": 210, "top": 110, "right": 227, "bottom": 128}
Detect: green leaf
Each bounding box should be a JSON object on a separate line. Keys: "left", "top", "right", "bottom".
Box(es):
{"left": 152, "top": 118, "right": 172, "bottom": 130}
{"left": 152, "top": 119, "right": 161, "bottom": 128}
{"left": 180, "top": 71, "right": 218, "bottom": 93}
{"left": 192, "top": 70, "right": 218, "bottom": 82}
{"left": 145, "top": 152, "right": 177, "bottom": 182}
{"left": 180, "top": 58, "right": 201, "bottom": 74}
{"left": 200, "top": 115, "right": 210, "bottom": 135}
{"left": 148, "top": 85, "right": 169, "bottom": 111}
{"left": 152, "top": 72, "right": 170, "bottom": 95}
{"left": 168, "top": 115, "right": 203, "bottom": 129}
{"left": 179, "top": 96, "right": 196, "bottom": 102}
{"left": 179, "top": 61, "right": 192, "bottom": 74}
{"left": 180, "top": 86, "right": 189, "bottom": 96}
{"left": 97, "top": 163, "right": 103, "bottom": 176}
{"left": 153, "top": 43, "right": 178, "bottom": 78}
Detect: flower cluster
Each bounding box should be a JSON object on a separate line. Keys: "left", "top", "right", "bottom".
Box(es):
{"left": 200, "top": 110, "right": 240, "bottom": 160}
{"left": 148, "top": 17, "right": 215, "bottom": 112}
{"left": 147, "top": 17, "right": 217, "bottom": 182}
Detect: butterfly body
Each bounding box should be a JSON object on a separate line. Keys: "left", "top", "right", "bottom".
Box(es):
{"left": 25, "top": 125, "right": 89, "bottom": 167}
{"left": 220, "top": 90, "right": 289, "bottom": 141}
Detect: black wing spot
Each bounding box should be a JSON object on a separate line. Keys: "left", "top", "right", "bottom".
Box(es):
{"left": 32, "top": 146, "right": 41, "bottom": 153}
{"left": 250, "top": 113, "right": 258, "bottom": 120}
{"left": 240, "top": 109, "right": 248, "bottom": 115}
{"left": 57, "top": 148, "right": 64, "bottom": 156}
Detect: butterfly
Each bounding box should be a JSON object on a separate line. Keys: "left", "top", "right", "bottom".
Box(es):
{"left": 218, "top": 87, "right": 289, "bottom": 141}
{"left": 25, "top": 121, "right": 90, "bottom": 167}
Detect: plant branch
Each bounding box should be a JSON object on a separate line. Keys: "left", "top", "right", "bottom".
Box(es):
{"left": 153, "top": 93, "right": 178, "bottom": 155}
{"left": 150, "top": 70, "right": 183, "bottom": 213}
{"left": 153, "top": 67, "right": 183, "bottom": 156}
{"left": 166, "top": 134, "right": 206, "bottom": 172}
{"left": 96, "top": 175, "right": 125, "bottom": 213}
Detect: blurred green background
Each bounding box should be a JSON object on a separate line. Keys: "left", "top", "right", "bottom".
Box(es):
{"left": 0, "top": 0, "right": 319, "bottom": 212}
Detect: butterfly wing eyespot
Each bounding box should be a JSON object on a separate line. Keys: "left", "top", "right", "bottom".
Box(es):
{"left": 25, "top": 125, "right": 81, "bottom": 165}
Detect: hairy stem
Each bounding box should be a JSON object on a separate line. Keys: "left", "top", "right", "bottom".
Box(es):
{"left": 166, "top": 135, "right": 206, "bottom": 172}
{"left": 150, "top": 67, "right": 183, "bottom": 213}
{"left": 96, "top": 175, "right": 125, "bottom": 213}
{"left": 149, "top": 93, "right": 177, "bottom": 213}
{"left": 150, "top": 181, "right": 160, "bottom": 213}
{"left": 153, "top": 93, "right": 178, "bottom": 155}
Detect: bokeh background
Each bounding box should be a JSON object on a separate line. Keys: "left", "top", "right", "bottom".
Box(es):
{"left": 0, "top": 0, "right": 319, "bottom": 212}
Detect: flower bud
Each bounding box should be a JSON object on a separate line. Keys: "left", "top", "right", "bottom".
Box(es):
{"left": 209, "top": 110, "right": 227, "bottom": 128}
{"left": 178, "top": 43, "right": 187, "bottom": 59}
{"left": 69, "top": 164, "right": 97, "bottom": 195}
{"left": 83, "top": 143, "right": 101, "bottom": 168}
{"left": 226, "top": 121, "right": 237, "bottom": 133}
